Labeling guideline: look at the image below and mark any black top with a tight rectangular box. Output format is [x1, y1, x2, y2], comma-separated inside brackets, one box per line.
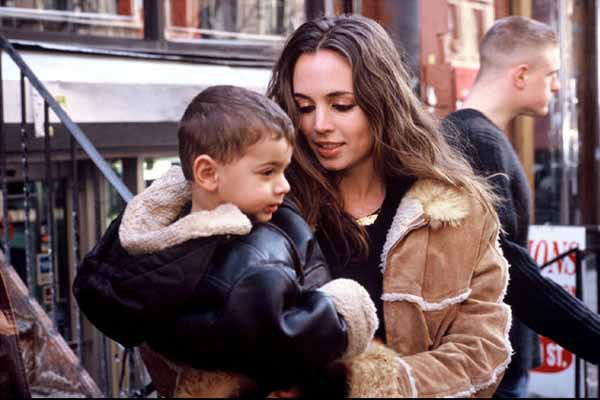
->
[444, 109, 600, 376]
[319, 176, 415, 341]
[445, 109, 531, 247]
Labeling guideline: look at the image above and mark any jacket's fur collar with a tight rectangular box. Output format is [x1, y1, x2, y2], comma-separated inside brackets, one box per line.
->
[379, 179, 470, 272]
[409, 179, 470, 229]
[119, 166, 252, 255]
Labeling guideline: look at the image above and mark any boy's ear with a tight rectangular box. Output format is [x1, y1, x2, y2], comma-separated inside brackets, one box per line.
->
[512, 64, 529, 90]
[192, 155, 219, 192]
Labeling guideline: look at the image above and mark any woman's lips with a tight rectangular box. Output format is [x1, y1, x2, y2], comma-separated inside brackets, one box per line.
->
[315, 142, 344, 158]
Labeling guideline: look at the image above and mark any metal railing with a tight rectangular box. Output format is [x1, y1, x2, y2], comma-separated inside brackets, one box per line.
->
[0, 33, 147, 398]
[538, 228, 600, 399]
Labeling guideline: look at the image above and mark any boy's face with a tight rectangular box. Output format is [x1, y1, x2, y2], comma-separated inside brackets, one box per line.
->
[216, 137, 292, 223]
[522, 46, 561, 116]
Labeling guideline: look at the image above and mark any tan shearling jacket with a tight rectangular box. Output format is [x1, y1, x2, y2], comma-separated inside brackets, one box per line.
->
[340, 179, 512, 398]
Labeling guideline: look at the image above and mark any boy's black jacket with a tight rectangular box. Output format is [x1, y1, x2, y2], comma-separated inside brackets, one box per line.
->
[72, 201, 348, 382]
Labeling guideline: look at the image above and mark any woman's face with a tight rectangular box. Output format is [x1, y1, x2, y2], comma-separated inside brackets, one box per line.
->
[292, 49, 374, 174]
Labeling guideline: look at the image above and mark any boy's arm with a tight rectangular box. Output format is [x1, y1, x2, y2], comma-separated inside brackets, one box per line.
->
[73, 211, 219, 348]
[148, 266, 377, 379]
[73, 212, 146, 347]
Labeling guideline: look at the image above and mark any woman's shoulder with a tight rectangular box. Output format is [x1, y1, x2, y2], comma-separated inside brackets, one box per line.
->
[384, 178, 499, 251]
[381, 179, 504, 303]
[404, 178, 497, 229]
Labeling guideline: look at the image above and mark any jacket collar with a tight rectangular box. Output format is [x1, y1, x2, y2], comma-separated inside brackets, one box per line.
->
[119, 166, 252, 255]
[379, 179, 471, 272]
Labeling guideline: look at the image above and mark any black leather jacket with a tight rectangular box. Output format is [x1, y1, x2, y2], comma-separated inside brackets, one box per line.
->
[73, 202, 348, 386]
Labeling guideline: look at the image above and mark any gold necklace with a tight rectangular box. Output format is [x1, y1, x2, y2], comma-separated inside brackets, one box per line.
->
[356, 207, 381, 226]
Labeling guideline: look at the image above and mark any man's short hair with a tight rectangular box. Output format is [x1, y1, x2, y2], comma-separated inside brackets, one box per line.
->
[479, 16, 558, 72]
[178, 85, 295, 180]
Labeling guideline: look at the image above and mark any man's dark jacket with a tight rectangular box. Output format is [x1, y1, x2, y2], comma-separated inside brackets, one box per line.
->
[444, 109, 600, 378]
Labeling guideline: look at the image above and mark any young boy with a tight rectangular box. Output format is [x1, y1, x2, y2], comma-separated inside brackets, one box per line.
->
[73, 85, 377, 397]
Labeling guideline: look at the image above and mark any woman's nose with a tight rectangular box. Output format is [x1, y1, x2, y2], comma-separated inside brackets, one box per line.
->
[314, 106, 333, 134]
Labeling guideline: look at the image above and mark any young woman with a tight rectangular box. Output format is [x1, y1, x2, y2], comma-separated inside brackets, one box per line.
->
[267, 15, 512, 397]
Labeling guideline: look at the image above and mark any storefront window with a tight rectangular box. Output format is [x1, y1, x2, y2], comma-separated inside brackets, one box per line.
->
[164, 0, 305, 43]
[0, 0, 144, 38]
[532, 0, 591, 225]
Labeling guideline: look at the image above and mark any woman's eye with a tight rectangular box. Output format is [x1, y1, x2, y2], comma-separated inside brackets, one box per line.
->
[297, 105, 315, 114]
[333, 104, 355, 112]
[261, 169, 274, 176]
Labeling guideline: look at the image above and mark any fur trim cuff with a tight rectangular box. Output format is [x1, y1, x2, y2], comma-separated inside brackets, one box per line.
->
[319, 279, 378, 359]
[120, 166, 252, 255]
[381, 289, 472, 311]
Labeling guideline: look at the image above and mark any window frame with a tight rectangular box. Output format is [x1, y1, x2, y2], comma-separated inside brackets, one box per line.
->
[0, 0, 330, 66]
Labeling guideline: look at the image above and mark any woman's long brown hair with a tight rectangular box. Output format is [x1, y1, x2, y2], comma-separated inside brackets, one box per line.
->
[267, 15, 498, 261]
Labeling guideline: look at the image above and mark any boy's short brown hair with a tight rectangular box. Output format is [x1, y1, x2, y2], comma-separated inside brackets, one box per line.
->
[479, 16, 558, 73]
[178, 85, 295, 180]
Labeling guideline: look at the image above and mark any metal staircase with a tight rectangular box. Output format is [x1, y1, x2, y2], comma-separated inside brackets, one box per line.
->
[0, 33, 149, 398]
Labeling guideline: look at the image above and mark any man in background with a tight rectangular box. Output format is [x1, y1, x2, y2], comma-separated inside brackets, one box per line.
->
[445, 15, 600, 398]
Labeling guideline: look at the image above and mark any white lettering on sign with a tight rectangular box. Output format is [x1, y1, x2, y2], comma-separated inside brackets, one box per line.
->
[528, 237, 580, 295]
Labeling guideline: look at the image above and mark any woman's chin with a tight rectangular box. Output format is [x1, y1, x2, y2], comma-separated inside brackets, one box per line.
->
[316, 158, 348, 172]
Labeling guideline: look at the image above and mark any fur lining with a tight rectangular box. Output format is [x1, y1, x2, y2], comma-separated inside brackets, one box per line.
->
[381, 289, 472, 311]
[396, 357, 418, 397]
[379, 179, 471, 273]
[319, 279, 378, 359]
[176, 368, 255, 398]
[343, 341, 406, 397]
[378, 197, 425, 273]
[409, 179, 470, 230]
[119, 166, 252, 255]
[494, 233, 511, 302]
[140, 344, 254, 398]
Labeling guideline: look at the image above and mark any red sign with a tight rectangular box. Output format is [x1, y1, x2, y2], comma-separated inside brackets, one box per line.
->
[528, 239, 579, 275]
[533, 336, 573, 373]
